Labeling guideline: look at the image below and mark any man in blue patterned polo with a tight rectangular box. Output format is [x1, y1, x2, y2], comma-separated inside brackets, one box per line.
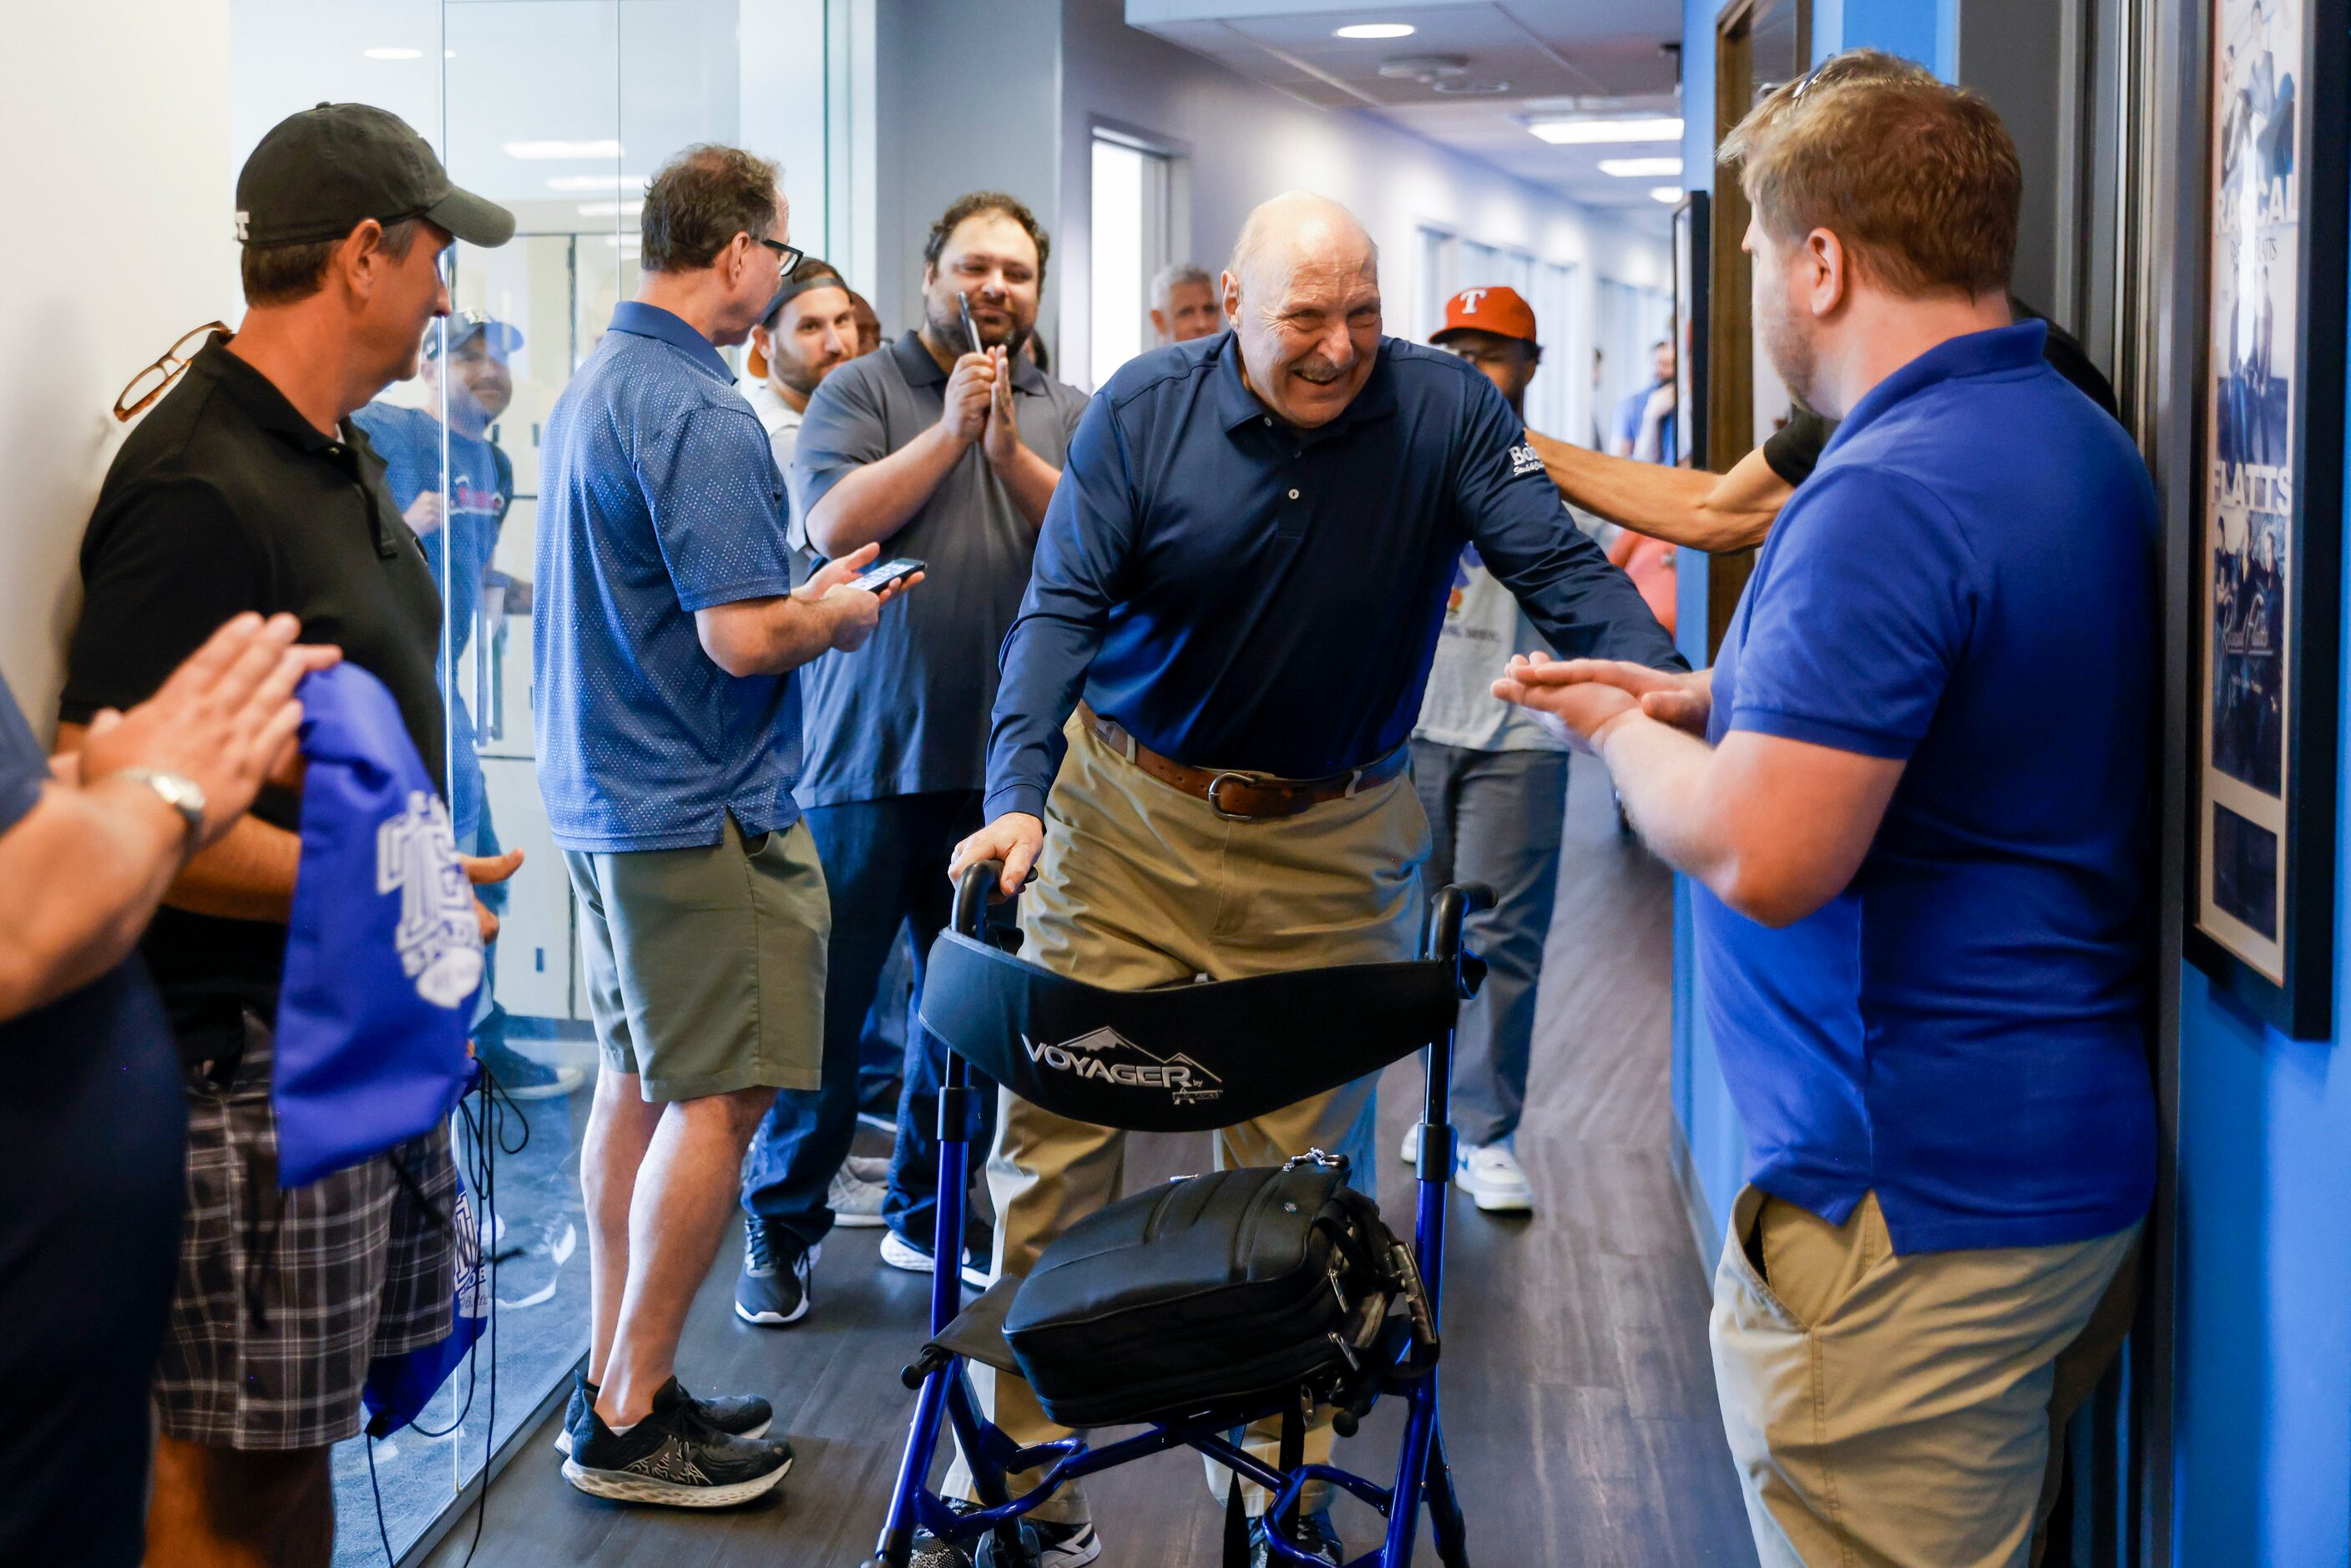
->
[533, 144, 916, 1507]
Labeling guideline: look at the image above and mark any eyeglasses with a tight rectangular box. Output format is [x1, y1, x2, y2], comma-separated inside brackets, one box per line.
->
[114, 322, 231, 422]
[754, 236, 807, 277]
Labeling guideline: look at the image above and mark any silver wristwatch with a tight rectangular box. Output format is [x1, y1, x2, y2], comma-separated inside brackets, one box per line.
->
[114, 767, 208, 842]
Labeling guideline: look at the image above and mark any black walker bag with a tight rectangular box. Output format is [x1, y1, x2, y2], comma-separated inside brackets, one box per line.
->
[1002, 1155, 1421, 1429]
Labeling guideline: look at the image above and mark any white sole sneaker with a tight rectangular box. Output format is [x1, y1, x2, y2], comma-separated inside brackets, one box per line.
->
[559, 1450, 792, 1508]
[1038, 1520, 1103, 1565]
[879, 1227, 991, 1290]
[828, 1167, 888, 1229]
[1454, 1145, 1535, 1213]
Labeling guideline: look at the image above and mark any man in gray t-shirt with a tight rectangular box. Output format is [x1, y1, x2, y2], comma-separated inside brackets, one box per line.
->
[733, 191, 1088, 1332]
[1410, 285, 1575, 1217]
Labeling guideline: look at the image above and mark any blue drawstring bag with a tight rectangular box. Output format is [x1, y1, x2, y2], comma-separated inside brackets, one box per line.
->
[362, 1161, 489, 1437]
[274, 664, 482, 1188]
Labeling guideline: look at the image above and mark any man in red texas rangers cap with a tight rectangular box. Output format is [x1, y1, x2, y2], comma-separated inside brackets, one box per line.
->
[1406, 285, 1570, 1216]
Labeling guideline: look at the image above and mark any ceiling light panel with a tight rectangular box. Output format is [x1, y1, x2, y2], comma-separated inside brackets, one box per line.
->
[1526, 116, 1684, 146]
[1335, 23, 1416, 39]
[1598, 156, 1684, 178]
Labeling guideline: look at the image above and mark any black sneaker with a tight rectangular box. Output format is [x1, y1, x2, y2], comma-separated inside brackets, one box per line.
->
[913, 1502, 1101, 1567]
[561, 1377, 793, 1507]
[552, 1369, 775, 1455]
[478, 1038, 586, 1100]
[1249, 1509, 1342, 1567]
[736, 1218, 818, 1326]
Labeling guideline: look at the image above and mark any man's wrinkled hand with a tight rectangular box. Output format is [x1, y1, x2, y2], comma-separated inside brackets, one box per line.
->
[949, 812, 1044, 902]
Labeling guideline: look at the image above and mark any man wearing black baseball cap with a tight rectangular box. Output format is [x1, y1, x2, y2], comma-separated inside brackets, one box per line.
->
[58, 103, 516, 1566]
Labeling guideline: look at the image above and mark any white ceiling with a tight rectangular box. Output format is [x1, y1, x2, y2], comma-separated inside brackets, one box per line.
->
[1125, 1, 1689, 219]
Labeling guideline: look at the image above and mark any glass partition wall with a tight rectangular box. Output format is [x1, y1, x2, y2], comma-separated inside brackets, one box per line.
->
[228, 5, 831, 1560]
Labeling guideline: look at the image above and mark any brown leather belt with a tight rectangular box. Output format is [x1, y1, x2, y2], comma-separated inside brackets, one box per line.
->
[1079, 705, 1410, 822]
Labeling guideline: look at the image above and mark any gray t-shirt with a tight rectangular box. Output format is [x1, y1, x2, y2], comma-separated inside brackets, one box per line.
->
[791, 331, 1090, 807]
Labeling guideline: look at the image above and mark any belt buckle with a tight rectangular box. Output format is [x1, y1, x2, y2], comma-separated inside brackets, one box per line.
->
[1206, 771, 1263, 822]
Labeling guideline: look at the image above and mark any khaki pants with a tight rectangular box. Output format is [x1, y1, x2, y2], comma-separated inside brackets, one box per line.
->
[1711, 1186, 2141, 1568]
[949, 716, 1429, 1525]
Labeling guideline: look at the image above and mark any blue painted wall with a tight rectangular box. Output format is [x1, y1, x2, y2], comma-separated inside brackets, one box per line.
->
[2168, 271, 2351, 1557]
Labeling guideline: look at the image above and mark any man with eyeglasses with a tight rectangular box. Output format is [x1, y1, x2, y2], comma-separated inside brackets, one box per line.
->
[356, 315, 580, 1104]
[58, 103, 518, 1567]
[534, 143, 917, 1507]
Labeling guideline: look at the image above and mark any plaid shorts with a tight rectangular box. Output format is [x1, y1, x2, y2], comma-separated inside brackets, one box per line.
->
[154, 1013, 457, 1450]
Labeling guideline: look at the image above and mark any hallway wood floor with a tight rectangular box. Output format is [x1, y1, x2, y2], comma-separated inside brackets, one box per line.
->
[426, 764, 1757, 1568]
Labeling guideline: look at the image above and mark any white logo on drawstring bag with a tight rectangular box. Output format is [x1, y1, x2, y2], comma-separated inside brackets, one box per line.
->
[377, 791, 484, 1008]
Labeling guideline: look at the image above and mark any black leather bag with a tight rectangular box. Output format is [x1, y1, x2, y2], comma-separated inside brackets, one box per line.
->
[1002, 1154, 1422, 1429]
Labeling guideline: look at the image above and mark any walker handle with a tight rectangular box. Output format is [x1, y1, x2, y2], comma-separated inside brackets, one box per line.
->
[955, 860, 1004, 942]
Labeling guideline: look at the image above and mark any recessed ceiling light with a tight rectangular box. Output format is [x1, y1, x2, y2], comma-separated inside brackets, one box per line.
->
[1526, 115, 1684, 145]
[548, 173, 644, 192]
[1599, 156, 1684, 178]
[576, 200, 645, 218]
[1651, 186, 1686, 204]
[363, 46, 423, 60]
[1334, 23, 1416, 40]
[508, 139, 625, 160]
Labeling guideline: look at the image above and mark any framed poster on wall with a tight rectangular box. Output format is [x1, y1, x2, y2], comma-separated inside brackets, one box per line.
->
[2187, 0, 2348, 1039]
[1672, 190, 1709, 474]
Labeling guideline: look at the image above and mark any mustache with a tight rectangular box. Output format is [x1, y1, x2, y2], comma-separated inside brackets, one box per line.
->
[1292, 354, 1349, 385]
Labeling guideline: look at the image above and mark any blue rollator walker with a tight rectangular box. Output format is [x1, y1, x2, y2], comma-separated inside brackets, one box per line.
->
[864, 862, 1493, 1568]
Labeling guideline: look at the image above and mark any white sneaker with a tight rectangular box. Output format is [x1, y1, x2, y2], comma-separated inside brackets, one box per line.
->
[845, 1153, 892, 1184]
[1398, 1123, 1423, 1165]
[1454, 1142, 1534, 1213]
[828, 1162, 887, 1228]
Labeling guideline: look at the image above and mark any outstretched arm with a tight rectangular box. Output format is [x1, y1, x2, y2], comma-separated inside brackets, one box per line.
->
[1527, 429, 1788, 554]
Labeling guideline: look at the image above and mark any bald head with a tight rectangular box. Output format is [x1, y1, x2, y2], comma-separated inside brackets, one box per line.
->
[1221, 192, 1383, 429]
[1227, 191, 1378, 297]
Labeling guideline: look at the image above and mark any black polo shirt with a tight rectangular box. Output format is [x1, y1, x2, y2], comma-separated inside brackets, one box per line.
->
[1762, 304, 2119, 486]
[63, 338, 444, 1062]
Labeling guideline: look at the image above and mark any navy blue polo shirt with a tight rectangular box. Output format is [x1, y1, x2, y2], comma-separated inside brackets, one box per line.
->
[987, 332, 1679, 820]
[533, 302, 802, 852]
[1701, 321, 2158, 1254]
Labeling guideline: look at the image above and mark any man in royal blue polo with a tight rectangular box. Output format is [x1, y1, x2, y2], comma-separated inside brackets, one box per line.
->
[950, 190, 1677, 1567]
[1499, 65, 2156, 1566]
[534, 144, 913, 1508]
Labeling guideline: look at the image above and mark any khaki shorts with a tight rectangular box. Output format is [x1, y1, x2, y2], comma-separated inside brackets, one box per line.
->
[1711, 1186, 2141, 1568]
[564, 812, 828, 1102]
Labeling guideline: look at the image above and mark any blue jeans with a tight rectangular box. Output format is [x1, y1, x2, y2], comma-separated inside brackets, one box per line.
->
[739, 792, 997, 1252]
[1410, 740, 1568, 1147]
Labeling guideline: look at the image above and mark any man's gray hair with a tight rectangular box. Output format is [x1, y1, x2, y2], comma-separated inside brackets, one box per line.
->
[1226, 191, 1378, 296]
[1151, 261, 1213, 308]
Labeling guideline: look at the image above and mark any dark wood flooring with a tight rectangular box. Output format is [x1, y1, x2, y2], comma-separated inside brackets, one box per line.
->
[425, 764, 1756, 1567]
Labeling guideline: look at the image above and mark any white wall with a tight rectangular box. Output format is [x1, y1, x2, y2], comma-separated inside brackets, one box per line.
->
[1054, 0, 1671, 417]
[0, 2, 240, 736]
[868, 0, 1064, 342]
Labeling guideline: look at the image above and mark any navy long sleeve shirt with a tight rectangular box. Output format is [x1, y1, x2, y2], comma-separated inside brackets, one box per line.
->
[984, 332, 1684, 822]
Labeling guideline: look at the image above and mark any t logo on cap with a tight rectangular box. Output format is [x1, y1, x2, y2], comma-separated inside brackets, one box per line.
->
[1458, 288, 1489, 312]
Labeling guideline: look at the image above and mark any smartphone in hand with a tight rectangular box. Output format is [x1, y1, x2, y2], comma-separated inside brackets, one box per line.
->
[852, 557, 926, 594]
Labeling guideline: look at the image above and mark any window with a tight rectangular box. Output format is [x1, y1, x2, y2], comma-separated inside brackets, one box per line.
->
[228, 3, 833, 1557]
[1595, 276, 1676, 454]
[1525, 260, 1580, 442]
[1416, 224, 1455, 340]
[1089, 134, 1172, 389]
